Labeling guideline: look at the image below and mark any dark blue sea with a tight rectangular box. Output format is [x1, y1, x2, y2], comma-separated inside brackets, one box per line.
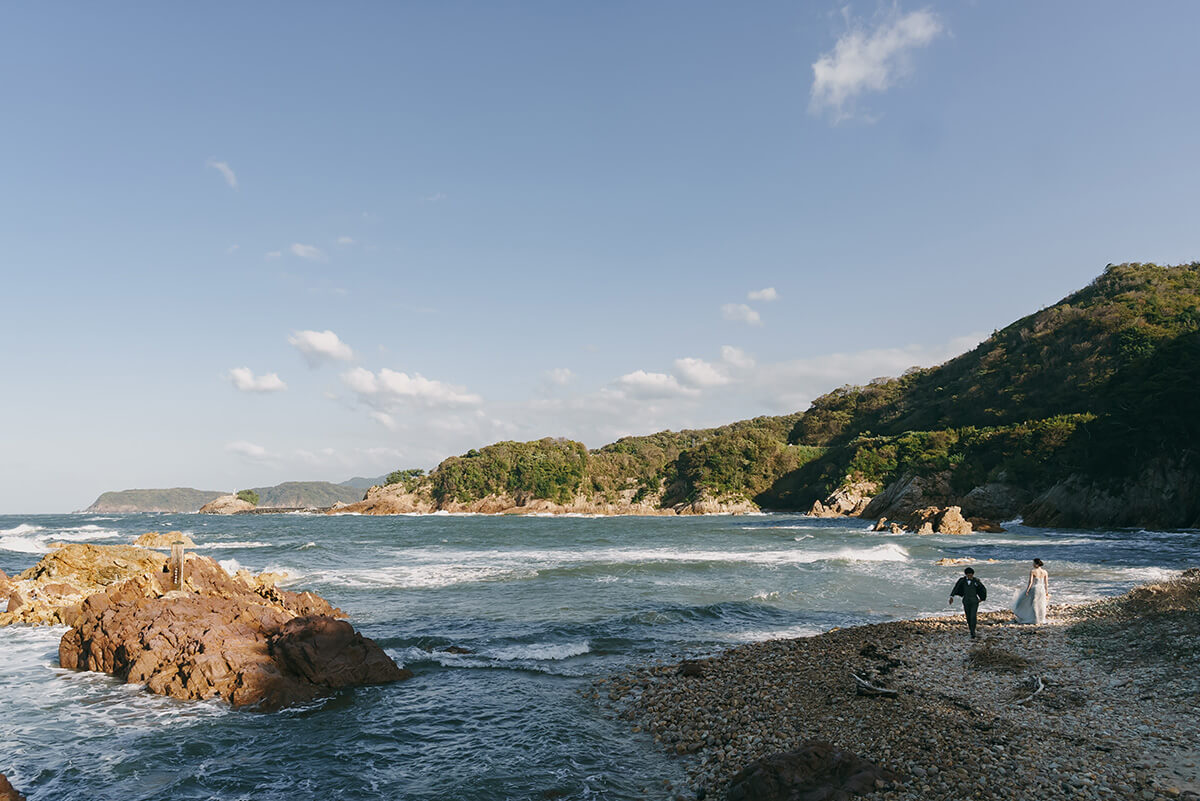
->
[1, 513, 1194, 800]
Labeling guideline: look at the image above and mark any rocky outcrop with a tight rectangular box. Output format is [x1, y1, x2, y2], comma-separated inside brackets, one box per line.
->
[727, 741, 898, 801]
[808, 482, 878, 518]
[861, 471, 953, 522]
[56, 551, 409, 710]
[331, 484, 437, 515]
[871, 506, 972, 534]
[133, 530, 197, 548]
[1023, 460, 1200, 529]
[0, 774, 26, 801]
[199, 494, 257, 514]
[0, 544, 166, 626]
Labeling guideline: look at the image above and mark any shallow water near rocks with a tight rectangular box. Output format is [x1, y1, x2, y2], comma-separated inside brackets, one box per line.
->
[1, 513, 1195, 800]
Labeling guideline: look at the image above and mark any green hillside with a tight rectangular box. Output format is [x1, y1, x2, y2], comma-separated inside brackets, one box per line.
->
[249, 481, 365, 508]
[381, 263, 1200, 527]
[85, 488, 225, 513]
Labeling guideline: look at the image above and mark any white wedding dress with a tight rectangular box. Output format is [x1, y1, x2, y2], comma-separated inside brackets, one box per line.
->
[1011, 571, 1048, 624]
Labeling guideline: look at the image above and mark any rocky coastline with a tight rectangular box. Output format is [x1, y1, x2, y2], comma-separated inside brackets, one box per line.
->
[597, 570, 1200, 801]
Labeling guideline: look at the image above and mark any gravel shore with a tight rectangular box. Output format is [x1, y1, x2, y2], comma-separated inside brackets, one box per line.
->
[595, 569, 1200, 801]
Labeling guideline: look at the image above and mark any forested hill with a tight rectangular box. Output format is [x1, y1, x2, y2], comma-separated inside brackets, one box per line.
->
[376, 263, 1200, 527]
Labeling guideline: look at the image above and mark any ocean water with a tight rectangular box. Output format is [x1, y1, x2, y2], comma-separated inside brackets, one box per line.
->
[1, 513, 1195, 800]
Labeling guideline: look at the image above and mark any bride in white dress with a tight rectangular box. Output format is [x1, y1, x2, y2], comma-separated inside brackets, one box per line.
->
[1012, 559, 1050, 624]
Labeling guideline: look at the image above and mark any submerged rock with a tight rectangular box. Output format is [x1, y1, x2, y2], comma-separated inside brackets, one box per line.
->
[726, 741, 898, 801]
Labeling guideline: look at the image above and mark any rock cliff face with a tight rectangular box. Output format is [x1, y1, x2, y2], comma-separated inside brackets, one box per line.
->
[0, 774, 25, 801]
[1023, 459, 1200, 529]
[330, 484, 758, 516]
[199, 494, 257, 514]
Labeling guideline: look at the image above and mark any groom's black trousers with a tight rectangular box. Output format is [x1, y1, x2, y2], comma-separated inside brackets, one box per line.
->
[963, 601, 979, 636]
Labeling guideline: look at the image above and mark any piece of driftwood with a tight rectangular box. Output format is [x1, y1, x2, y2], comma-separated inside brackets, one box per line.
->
[852, 672, 898, 698]
[1013, 675, 1045, 706]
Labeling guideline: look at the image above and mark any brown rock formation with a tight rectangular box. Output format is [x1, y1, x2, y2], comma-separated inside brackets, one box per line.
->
[808, 482, 878, 518]
[861, 471, 954, 522]
[58, 556, 408, 710]
[199, 493, 257, 514]
[133, 530, 197, 548]
[727, 740, 898, 801]
[0, 774, 26, 801]
[0, 544, 166, 626]
[910, 505, 973, 535]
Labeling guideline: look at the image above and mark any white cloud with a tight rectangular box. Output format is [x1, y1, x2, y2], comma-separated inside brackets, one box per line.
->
[337, 236, 355, 245]
[265, 250, 282, 261]
[722, 303, 763, 326]
[810, 8, 944, 121]
[545, 367, 575, 386]
[206, 159, 238, 190]
[422, 192, 447, 203]
[748, 287, 778, 302]
[343, 367, 483, 408]
[290, 243, 326, 261]
[225, 244, 240, 255]
[615, 370, 699, 399]
[369, 411, 398, 431]
[721, 345, 756, 369]
[228, 367, 287, 393]
[226, 440, 269, 460]
[673, 357, 731, 388]
[289, 329, 355, 366]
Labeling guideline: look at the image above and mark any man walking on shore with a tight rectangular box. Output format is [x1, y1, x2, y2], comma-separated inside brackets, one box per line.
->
[949, 567, 987, 638]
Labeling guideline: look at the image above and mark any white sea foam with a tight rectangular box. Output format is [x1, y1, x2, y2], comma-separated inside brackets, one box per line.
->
[0, 535, 49, 554]
[192, 541, 270, 550]
[717, 624, 822, 642]
[305, 563, 534, 590]
[217, 558, 244, 575]
[1, 523, 43, 536]
[0, 523, 119, 553]
[298, 541, 318, 550]
[488, 641, 591, 661]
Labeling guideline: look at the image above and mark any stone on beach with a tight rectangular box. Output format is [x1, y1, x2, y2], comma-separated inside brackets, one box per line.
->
[727, 741, 897, 801]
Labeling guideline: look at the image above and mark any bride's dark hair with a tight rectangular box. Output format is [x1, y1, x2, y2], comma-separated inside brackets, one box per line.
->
[1033, 558, 1044, 567]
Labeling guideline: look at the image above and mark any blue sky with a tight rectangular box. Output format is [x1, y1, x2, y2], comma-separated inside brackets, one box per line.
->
[2, 2, 1198, 512]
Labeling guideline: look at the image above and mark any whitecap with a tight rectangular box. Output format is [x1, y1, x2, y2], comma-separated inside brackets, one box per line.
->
[192, 541, 270, 550]
[0, 535, 48, 554]
[487, 641, 590, 661]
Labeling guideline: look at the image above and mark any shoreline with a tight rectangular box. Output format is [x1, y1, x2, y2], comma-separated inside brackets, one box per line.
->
[597, 571, 1200, 801]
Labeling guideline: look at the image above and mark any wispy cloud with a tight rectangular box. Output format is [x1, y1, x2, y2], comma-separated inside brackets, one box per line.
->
[226, 440, 269, 460]
[722, 303, 763, 326]
[748, 287, 778, 302]
[369, 411, 398, 431]
[545, 367, 575, 386]
[810, 8, 944, 122]
[336, 236, 355, 245]
[265, 250, 282, 261]
[288, 329, 355, 366]
[421, 192, 447, 203]
[206, 159, 238, 190]
[228, 367, 287, 393]
[343, 367, 483, 408]
[290, 243, 326, 261]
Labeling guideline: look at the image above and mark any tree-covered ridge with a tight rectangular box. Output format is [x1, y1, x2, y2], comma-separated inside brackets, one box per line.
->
[381, 263, 1199, 518]
[790, 262, 1200, 447]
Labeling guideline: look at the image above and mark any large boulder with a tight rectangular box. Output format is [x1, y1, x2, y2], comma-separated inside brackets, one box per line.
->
[0, 544, 166, 626]
[58, 562, 407, 710]
[133, 530, 197, 548]
[199, 494, 256, 514]
[727, 740, 898, 801]
[808, 482, 878, 518]
[0, 774, 26, 801]
[958, 482, 1029, 521]
[910, 505, 973, 535]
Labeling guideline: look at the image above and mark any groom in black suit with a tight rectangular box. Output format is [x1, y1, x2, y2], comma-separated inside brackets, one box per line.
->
[949, 567, 987, 638]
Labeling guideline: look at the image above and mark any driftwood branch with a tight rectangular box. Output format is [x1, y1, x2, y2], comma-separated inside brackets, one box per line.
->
[1013, 675, 1045, 706]
[852, 673, 898, 698]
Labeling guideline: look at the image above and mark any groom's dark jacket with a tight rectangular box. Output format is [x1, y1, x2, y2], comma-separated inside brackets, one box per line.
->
[951, 576, 987, 604]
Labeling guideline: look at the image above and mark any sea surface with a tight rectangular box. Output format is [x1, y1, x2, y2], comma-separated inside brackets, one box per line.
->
[1, 513, 1195, 800]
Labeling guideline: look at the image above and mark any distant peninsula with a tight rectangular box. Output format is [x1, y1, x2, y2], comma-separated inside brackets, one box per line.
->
[85, 479, 378, 514]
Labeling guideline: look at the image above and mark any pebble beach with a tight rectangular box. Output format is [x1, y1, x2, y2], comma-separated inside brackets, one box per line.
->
[599, 570, 1200, 801]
